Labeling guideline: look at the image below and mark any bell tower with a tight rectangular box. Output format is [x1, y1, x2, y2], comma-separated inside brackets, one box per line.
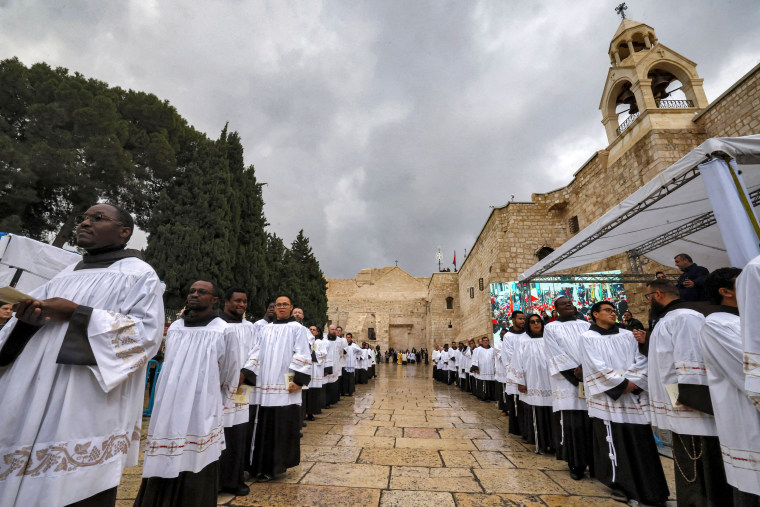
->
[599, 15, 709, 158]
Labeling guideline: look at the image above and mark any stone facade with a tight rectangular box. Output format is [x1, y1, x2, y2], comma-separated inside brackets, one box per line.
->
[327, 20, 760, 348]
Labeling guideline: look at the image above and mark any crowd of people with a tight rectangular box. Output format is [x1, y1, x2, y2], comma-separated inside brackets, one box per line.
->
[430, 253, 760, 506]
[0, 203, 380, 506]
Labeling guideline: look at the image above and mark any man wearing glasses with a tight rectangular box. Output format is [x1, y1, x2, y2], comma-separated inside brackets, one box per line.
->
[0, 203, 165, 507]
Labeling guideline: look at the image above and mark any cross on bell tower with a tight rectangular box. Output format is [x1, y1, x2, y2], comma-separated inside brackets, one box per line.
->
[615, 3, 628, 19]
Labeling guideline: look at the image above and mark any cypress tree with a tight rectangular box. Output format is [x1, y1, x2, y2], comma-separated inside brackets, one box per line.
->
[284, 230, 328, 327]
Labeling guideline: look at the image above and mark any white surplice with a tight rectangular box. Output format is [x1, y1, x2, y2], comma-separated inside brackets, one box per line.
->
[737, 254, 760, 409]
[447, 348, 460, 372]
[492, 333, 507, 383]
[581, 327, 649, 424]
[648, 307, 717, 436]
[222, 319, 256, 427]
[508, 334, 553, 406]
[699, 310, 760, 495]
[459, 348, 471, 379]
[502, 330, 522, 395]
[543, 319, 590, 412]
[471, 346, 495, 381]
[0, 257, 164, 506]
[344, 342, 362, 371]
[308, 337, 327, 389]
[243, 321, 312, 407]
[142, 317, 241, 479]
[323, 337, 338, 384]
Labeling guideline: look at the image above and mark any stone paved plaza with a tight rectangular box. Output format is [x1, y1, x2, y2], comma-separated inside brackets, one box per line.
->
[117, 363, 677, 506]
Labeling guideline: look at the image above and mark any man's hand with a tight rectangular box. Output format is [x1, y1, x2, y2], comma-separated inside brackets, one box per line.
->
[14, 299, 47, 326]
[632, 329, 646, 344]
[518, 384, 527, 394]
[239, 373, 246, 387]
[288, 382, 302, 393]
[573, 366, 583, 380]
[623, 381, 639, 394]
[39, 298, 78, 322]
[683, 278, 695, 288]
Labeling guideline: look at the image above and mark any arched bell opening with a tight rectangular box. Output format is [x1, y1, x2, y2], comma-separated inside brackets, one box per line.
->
[630, 32, 648, 53]
[648, 66, 692, 107]
[614, 81, 639, 134]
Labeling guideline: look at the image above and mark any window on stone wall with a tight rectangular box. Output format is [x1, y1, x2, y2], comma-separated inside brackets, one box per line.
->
[446, 297, 454, 309]
[569, 215, 580, 234]
[469, 287, 474, 298]
[536, 246, 554, 260]
[478, 278, 484, 291]
[368, 328, 376, 340]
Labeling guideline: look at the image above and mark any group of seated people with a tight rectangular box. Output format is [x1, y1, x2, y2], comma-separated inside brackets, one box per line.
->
[431, 264, 760, 507]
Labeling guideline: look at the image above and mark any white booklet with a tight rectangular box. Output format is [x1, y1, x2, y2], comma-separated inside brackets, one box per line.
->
[665, 384, 681, 406]
[0, 286, 38, 305]
[233, 385, 251, 404]
[285, 372, 295, 386]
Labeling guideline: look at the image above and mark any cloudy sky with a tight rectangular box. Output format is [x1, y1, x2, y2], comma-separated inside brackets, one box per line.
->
[2, 1, 759, 278]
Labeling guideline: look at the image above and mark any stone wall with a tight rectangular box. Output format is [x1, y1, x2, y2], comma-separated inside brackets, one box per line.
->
[695, 63, 760, 138]
[426, 272, 459, 348]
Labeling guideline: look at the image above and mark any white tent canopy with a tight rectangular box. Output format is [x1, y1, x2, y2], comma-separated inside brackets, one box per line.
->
[519, 135, 760, 280]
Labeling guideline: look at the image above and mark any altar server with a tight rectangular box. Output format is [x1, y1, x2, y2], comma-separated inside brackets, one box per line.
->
[646, 279, 731, 506]
[306, 325, 327, 420]
[493, 328, 509, 413]
[0, 203, 163, 507]
[241, 295, 312, 480]
[544, 296, 593, 480]
[323, 325, 341, 406]
[701, 268, 760, 503]
[470, 336, 496, 401]
[343, 333, 362, 392]
[503, 311, 526, 435]
[582, 301, 668, 505]
[447, 342, 460, 385]
[136, 281, 241, 506]
[737, 255, 760, 410]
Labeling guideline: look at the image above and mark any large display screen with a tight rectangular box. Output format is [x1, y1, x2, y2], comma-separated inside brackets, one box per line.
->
[489, 271, 628, 330]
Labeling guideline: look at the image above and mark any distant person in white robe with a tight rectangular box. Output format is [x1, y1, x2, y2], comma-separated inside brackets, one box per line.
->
[470, 336, 496, 401]
[432, 345, 441, 379]
[458, 342, 471, 391]
[700, 267, 760, 503]
[216, 287, 257, 497]
[581, 301, 668, 505]
[245, 301, 273, 470]
[135, 280, 241, 506]
[306, 325, 327, 420]
[336, 326, 348, 398]
[0, 203, 164, 507]
[543, 296, 593, 481]
[241, 295, 312, 480]
[503, 311, 526, 436]
[342, 333, 362, 391]
[645, 278, 732, 506]
[736, 255, 760, 410]
[291, 308, 309, 432]
[493, 328, 509, 413]
[323, 325, 341, 407]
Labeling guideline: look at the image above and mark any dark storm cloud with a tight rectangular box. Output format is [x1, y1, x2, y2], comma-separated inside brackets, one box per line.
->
[2, 0, 759, 277]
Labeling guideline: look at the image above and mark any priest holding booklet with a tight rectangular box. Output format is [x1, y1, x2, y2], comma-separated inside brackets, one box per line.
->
[0, 203, 165, 507]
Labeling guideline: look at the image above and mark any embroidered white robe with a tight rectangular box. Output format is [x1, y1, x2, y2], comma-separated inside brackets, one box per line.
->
[737, 255, 760, 409]
[471, 346, 495, 381]
[543, 320, 590, 412]
[508, 334, 553, 406]
[222, 319, 256, 427]
[502, 330, 522, 395]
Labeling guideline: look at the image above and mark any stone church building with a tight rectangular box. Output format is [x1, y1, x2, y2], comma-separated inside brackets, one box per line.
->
[327, 18, 760, 352]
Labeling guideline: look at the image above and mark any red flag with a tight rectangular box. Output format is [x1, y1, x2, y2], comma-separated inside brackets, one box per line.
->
[453, 251, 456, 268]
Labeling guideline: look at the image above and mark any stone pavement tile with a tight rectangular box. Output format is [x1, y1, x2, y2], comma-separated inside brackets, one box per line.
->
[358, 448, 442, 467]
[357, 419, 395, 427]
[300, 445, 361, 463]
[438, 428, 489, 439]
[506, 452, 569, 470]
[452, 493, 547, 507]
[460, 412, 492, 424]
[544, 471, 613, 496]
[122, 464, 142, 475]
[365, 409, 394, 415]
[372, 413, 392, 421]
[230, 483, 381, 507]
[472, 439, 533, 452]
[116, 473, 142, 499]
[484, 427, 508, 439]
[388, 466, 482, 492]
[395, 437, 475, 451]
[116, 501, 134, 507]
[440, 450, 478, 467]
[375, 426, 404, 437]
[271, 461, 315, 484]
[300, 433, 342, 446]
[302, 423, 335, 434]
[403, 427, 439, 438]
[540, 495, 621, 506]
[392, 409, 428, 417]
[662, 455, 677, 495]
[380, 490, 455, 507]
[425, 417, 459, 427]
[391, 416, 429, 425]
[454, 423, 502, 432]
[473, 469, 567, 495]
[338, 435, 396, 448]
[301, 462, 389, 489]
[472, 451, 516, 469]
[217, 492, 235, 504]
[327, 424, 378, 436]
[320, 417, 359, 425]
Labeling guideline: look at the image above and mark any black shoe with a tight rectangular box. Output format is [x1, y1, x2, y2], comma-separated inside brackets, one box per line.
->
[306, 414, 316, 421]
[256, 473, 272, 482]
[222, 483, 250, 496]
[302, 422, 307, 427]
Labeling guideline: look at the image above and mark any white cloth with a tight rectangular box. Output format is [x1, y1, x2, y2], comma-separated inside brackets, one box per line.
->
[493, 333, 507, 383]
[309, 337, 327, 388]
[0, 257, 164, 506]
[543, 319, 590, 412]
[648, 307, 717, 436]
[447, 348, 460, 372]
[323, 338, 338, 383]
[343, 342, 362, 370]
[222, 319, 256, 426]
[471, 346, 495, 381]
[699, 311, 760, 495]
[459, 348, 471, 378]
[502, 330, 522, 395]
[737, 255, 760, 408]
[436, 350, 447, 369]
[508, 334, 553, 406]
[432, 349, 440, 364]
[143, 317, 241, 478]
[337, 336, 348, 370]
[243, 321, 312, 407]
[581, 327, 650, 425]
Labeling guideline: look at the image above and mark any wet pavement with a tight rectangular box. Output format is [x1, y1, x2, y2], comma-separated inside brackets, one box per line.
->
[117, 363, 676, 506]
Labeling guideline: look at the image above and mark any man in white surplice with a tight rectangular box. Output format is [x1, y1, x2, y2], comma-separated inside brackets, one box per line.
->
[241, 295, 312, 480]
[136, 281, 241, 506]
[701, 267, 760, 501]
[737, 254, 760, 410]
[0, 203, 164, 507]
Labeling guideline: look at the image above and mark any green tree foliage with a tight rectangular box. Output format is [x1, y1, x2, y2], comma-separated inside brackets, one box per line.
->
[0, 57, 192, 245]
[284, 230, 328, 327]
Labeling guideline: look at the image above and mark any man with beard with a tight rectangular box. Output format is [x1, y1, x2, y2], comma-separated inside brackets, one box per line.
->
[581, 301, 668, 505]
[470, 336, 496, 401]
[544, 296, 593, 481]
[217, 288, 256, 497]
[342, 333, 362, 392]
[646, 279, 731, 506]
[241, 295, 311, 481]
[0, 203, 164, 507]
[323, 325, 341, 406]
[700, 268, 760, 503]
[503, 311, 526, 435]
[137, 281, 241, 506]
